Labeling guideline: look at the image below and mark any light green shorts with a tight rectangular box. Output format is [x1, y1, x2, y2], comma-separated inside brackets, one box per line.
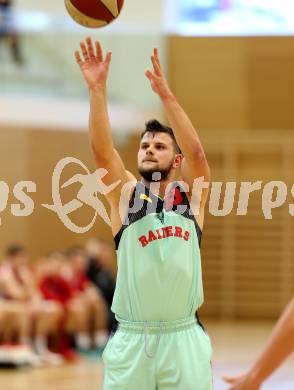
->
[102, 316, 213, 390]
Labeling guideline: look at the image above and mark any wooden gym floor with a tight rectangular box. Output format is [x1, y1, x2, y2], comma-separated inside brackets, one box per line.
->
[0, 320, 293, 390]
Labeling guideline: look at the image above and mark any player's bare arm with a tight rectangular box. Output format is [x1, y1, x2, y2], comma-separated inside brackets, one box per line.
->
[145, 48, 210, 228]
[223, 296, 294, 390]
[75, 37, 136, 234]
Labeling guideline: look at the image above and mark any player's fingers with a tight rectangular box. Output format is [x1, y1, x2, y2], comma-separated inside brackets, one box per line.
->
[95, 41, 103, 62]
[154, 48, 160, 61]
[154, 48, 161, 67]
[74, 51, 83, 66]
[145, 69, 159, 82]
[86, 36, 95, 60]
[145, 69, 153, 81]
[222, 375, 235, 384]
[105, 51, 112, 66]
[80, 42, 89, 62]
[151, 55, 161, 75]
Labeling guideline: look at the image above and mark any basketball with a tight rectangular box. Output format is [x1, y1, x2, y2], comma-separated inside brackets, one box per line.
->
[64, 0, 124, 28]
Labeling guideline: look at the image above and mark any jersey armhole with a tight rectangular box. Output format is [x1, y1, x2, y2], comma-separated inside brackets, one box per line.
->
[114, 185, 137, 250]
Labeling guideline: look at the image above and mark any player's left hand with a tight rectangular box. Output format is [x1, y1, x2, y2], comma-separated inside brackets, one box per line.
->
[223, 373, 261, 390]
[145, 48, 173, 101]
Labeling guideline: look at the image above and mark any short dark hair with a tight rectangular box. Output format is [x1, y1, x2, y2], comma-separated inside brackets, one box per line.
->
[6, 244, 26, 258]
[140, 119, 181, 153]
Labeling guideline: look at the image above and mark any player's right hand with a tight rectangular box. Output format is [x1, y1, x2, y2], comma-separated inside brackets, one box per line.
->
[75, 37, 112, 91]
[223, 373, 261, 390]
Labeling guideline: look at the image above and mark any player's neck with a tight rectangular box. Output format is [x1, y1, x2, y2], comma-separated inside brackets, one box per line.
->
[141, 177, 174, 199]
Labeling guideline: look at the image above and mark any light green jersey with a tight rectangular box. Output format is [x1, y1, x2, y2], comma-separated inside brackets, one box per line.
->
[112, 182, 204, 321]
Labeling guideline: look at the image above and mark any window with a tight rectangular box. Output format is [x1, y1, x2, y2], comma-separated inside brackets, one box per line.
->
[177, 0, 294, 35]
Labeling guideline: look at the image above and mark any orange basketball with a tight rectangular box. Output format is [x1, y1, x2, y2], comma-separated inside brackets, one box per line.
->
[64, 0, 125, 28]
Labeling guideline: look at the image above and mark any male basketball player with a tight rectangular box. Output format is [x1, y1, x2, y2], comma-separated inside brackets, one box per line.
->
[75, 37, 212, 390]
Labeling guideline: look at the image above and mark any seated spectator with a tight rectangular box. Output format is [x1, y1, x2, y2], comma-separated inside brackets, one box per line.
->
[39, 251, 91, 359]
[66, 246, 109, 351]
[85, 238, 117, 333]
[0, 245, 63, 365]
[0, 296, 29, 347]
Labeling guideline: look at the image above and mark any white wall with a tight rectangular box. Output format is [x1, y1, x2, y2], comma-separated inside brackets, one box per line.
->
[8, 1, 167, 109]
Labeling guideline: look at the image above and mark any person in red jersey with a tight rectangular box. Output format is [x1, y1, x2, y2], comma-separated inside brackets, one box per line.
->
[39, 251, 90, 360]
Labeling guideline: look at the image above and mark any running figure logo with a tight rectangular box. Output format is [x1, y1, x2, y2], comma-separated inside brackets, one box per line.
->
[42, 157, 120, 233]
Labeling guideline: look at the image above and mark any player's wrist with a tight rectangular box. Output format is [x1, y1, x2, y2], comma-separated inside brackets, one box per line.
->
[160, 91, 176, 103]
[88, 83, 106, 95]
[247, 369, 264, 388]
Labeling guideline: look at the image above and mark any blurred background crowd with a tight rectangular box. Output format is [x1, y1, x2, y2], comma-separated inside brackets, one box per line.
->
[0, 238, 116, 367]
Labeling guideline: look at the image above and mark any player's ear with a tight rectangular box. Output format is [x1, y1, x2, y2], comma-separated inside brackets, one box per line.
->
[173, 154, 183, 168]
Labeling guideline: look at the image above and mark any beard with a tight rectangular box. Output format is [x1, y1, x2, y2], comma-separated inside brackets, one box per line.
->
[138, 161, 174, 182]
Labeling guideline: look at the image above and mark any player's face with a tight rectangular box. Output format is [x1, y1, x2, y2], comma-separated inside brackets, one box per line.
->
[137, 132, 179, 181]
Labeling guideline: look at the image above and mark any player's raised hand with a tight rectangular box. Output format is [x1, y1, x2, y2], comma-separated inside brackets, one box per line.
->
[223, 373, 261, 390]
[75, 37, 112, 90]
[145, 48, 173, 101]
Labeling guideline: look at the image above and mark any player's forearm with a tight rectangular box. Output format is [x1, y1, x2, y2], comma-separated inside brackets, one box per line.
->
[248, 297, 294, 385]
[89, 86, 115, 161]
[161, 94, 207, 162]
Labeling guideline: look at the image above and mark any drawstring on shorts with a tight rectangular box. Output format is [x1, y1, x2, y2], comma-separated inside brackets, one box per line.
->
[144, 321, 163, 358]
[117, 316, 196, 359]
